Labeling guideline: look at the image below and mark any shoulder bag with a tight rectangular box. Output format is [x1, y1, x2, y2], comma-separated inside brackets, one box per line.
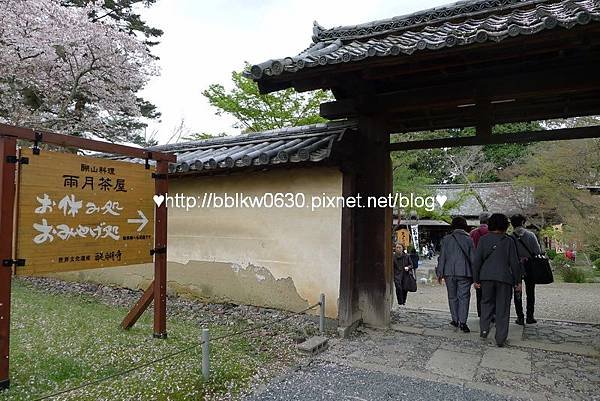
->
[514, 234, 553, 285]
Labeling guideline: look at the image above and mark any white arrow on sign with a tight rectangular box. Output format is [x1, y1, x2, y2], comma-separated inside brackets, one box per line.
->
[127, 210, 149, 232]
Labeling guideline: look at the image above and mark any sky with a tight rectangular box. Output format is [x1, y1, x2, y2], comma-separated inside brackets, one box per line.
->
[141, 0, 453, 145]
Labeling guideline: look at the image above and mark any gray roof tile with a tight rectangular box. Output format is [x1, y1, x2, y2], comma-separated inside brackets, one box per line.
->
[145, 121, 355, 174]
[249, 0, 600, 80]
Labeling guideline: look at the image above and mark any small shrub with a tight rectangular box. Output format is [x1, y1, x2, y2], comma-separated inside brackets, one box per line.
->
[559, 266, 587, 283]
[552, 254, 570, 269]
[588, 247, 600, 262]
[546, 249, 557, 260]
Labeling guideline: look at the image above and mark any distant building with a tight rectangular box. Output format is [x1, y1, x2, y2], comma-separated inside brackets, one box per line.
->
[395, 182, 535, 249]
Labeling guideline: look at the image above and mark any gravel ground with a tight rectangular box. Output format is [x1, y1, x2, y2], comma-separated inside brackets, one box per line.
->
[245, 361, 519, 401]
[408, 260, 600, 323]
[18, 276, 322, 338]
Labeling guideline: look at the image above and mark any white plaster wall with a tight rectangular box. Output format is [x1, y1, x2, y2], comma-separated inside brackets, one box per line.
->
[47, 166, 343, 318]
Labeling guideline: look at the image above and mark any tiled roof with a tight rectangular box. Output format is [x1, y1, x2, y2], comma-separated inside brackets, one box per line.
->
[429, 182, 535, 216]
[146, 121, 355, 174]
[248, 0, 600, 80]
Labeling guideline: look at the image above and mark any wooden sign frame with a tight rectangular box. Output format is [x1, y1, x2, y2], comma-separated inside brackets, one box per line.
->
[0, 123, 176, 390]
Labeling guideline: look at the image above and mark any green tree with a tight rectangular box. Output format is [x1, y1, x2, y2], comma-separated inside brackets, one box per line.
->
[203, 68, 332, 132]
[63, 0, 163, 47]
[391, 122, 541, 215]
[506, 138, 600, 256]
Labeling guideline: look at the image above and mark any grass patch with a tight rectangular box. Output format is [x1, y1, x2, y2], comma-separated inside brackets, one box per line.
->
[0, 279, 299, 401]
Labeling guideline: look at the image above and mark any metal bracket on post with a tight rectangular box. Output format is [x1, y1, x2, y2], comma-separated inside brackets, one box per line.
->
[5, 156, 28, 165]
[150, 247, 166, 256]
[2, 259, 25, 267]
[152, 173, 167, 180]
[32, 132, 42, 155]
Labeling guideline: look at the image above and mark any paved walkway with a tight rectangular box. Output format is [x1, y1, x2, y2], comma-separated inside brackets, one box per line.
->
[245, 310, 600, 401]
[410, 259, 600, 323]
[394, 309, 600, 355]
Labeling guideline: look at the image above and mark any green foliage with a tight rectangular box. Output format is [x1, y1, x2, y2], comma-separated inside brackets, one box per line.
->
[552, 254, 571, 269]
[593, 258, 600, 270]
[63, 0, 163, 45]
[203, 68, 332, 132]
[588, 245, 600, 263]
[546, 249, 558, 260]
[509, 138, 600, 255]
[558, 266, 587, 283]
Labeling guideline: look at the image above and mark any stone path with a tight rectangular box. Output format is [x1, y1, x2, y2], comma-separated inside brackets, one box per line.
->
[394, 309, 600, 355]
[245, 310, 600, 401]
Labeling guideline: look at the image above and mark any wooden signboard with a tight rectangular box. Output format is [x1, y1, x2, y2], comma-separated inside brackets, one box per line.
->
[396, 228, 410, 248]
[15, 148, 155, 275]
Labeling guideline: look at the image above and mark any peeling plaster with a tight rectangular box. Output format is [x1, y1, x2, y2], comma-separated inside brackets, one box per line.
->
[43, 167, 343, 319]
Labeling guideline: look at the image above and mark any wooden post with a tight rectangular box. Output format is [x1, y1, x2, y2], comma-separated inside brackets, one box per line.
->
[121, 281, 154, 330]
[0, 136, 17, 390]
[153, 161, 168, 338]
[338, 171, 357, 328]
[353, 117, 393, 328]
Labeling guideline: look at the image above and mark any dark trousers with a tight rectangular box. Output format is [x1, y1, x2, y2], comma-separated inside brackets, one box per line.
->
[395, 283, 408, 305]
[444, 276, 472, 324]
[480, 280, 513, 345]
[514, 279, 535, 319]
[475, 287, 482, 317]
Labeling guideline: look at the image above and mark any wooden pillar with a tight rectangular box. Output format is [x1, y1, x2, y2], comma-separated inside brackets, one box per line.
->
[353, 117, 393, 327]
[338, 171, 357, 328]
[153, 161, 168, 338]
[0, 136, 17, 390]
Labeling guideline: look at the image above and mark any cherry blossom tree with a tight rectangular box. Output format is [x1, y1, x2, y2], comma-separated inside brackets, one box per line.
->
[0, 0, 159, 145]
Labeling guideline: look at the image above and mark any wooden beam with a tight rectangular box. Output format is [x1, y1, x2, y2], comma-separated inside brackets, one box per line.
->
[320, 63, 600, 120]
[0, 137, 17, 390]
[153, 160, 169, 339]
[121, 281, 155, 330]
[388, 126, 600, 151]
[0, 123, 176, 162]
[382, 94, 600, 133]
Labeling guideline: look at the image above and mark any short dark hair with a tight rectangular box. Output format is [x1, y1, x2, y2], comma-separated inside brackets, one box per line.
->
[451, 216, 469, 231]
[510, 214, 526, 228]
[479, 212, 491, 224]
[488, 213, 510, 232]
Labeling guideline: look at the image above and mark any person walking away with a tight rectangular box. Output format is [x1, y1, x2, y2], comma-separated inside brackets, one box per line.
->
[409, 246, 420, 271]
[511, 214, 542, 325]
[393, 243, 415, 306]
[436, 216, 475, 333]
[470, 212, 490, 317]
[473, 214, 523, 347]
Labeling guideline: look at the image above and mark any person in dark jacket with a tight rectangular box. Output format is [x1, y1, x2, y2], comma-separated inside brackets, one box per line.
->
[470, 212, 490, 317]
[473, 213, 523, 347]
[436, 216, 474, 333]
[511, 214, 542, 325]
[393, 243, 414, 306]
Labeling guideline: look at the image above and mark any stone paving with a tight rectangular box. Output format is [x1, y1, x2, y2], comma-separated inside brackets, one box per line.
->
[394, 309, 600, 354]
[247, 310, 600, 401]
[323, 321, 599, 401]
